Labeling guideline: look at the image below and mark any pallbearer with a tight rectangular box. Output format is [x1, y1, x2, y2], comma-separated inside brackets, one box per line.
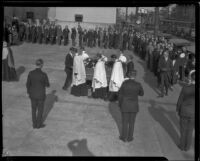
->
[92, 53, 108, 100]
[109, 54, 124, 101]
[71, 48, 88, 96]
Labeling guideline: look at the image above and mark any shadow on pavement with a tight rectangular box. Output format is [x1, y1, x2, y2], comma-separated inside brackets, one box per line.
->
[67, 138, 95, 156]
[16, 66, 25, 81]
[108, 102, 122, 136]
[148, 99, 179, 146]
[42, 90, 58, 123]
[137, 60, 161, 96]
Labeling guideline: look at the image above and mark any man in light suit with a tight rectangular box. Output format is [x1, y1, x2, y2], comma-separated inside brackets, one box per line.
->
[118, 70, 144, 142]
[26, 59, 50, 129]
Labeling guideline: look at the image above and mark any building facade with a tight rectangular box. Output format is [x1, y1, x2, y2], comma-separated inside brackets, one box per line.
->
[49, 7, 117, 29]
[4, 7, 48, 23]
[4, 7, 117, 29]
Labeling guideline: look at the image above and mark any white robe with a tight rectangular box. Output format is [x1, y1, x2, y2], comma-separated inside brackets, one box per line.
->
[109, 60, 124, 92]
[119, 54, 127, 63]
[2, 47, 9, 60]
[72, 54, 86, 86]
[92, 60, 107, 92]
[82, 51, 89, 60]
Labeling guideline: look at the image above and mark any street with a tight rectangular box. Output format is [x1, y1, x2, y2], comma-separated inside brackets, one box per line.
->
[2, 42, 194, 159]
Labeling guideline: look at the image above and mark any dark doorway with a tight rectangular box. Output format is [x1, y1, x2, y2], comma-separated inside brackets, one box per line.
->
[75, 14, 83, 22]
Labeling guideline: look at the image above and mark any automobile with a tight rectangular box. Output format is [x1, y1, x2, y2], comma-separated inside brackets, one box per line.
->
[169, 38, 191, 48]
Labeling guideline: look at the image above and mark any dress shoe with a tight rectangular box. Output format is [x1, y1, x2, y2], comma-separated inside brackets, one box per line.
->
[38, 124, 46, 129]
[127, 138, 134, 142]
[62, 87, 67, 91]
[158, 94, 164, 97]
[169, 86, 173, 91]
[119, 136, 126, 142]
[178, 144, 185, 151]
[33, 125, 37, 129]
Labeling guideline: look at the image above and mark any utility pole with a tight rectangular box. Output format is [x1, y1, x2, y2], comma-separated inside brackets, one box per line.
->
[136, 7, 139, 17]
[154, 7, 159, 37]
[126, 7, 128, 22]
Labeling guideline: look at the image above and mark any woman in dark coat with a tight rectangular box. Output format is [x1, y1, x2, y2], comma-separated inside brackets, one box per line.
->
[176, 70, 195, 151]
[2, 41, 17, 81]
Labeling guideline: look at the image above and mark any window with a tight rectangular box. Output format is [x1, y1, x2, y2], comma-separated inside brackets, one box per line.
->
[75, 14, 83, 22]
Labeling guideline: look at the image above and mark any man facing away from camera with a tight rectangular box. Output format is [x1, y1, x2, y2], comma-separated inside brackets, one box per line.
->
[118, 70, 144, 142]
[26, 59, 50, 129]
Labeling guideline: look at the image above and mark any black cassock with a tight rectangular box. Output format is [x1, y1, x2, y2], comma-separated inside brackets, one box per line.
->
[2, 47, 17, 81]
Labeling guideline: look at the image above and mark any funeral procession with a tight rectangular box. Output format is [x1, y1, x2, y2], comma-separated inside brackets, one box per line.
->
[2, 5, 196, 160]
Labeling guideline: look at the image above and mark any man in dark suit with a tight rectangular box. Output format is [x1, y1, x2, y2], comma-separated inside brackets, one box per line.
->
[126, 55, 134, 77]
[118, 70, 144, 142]
[176, 70, 195, 151]
[158, 50, 173, 97]
[71, 27, 77, 46]
[63, 47, 74, 90]
[26, 59, 50, 129]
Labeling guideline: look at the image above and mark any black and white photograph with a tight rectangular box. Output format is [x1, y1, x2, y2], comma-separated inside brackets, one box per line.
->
[2, 4, 197, 160]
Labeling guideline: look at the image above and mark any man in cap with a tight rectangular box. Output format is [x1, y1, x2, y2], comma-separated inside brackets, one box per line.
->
[26, 59, 50, 129]
[118, 70, 144, 142]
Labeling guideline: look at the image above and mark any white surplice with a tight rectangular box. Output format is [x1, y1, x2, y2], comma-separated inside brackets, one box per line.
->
[109, 60, 124, 92]
[72, 53, 86, 86]
[92, 60, 107, 92]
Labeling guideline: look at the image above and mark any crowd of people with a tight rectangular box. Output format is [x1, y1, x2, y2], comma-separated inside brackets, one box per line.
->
[132, 31, 195, 97]
[3, 17, 139, 52]
[2, 17, 195, 152]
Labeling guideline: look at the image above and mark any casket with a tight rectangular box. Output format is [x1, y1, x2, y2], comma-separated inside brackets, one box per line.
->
[86, 67, 112, 81]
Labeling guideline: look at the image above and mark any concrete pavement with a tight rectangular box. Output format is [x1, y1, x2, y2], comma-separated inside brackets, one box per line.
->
[2, 43, 194, 159]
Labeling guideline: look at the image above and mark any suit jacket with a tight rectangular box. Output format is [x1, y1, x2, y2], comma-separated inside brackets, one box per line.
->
[118, 79, 144, 113]
[26, 68, 50, 100]
[176, 84, 195, 118]
[65, 53, 73, 71]
[158, 56, 173, 76]
[126, 61, 134, 75]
